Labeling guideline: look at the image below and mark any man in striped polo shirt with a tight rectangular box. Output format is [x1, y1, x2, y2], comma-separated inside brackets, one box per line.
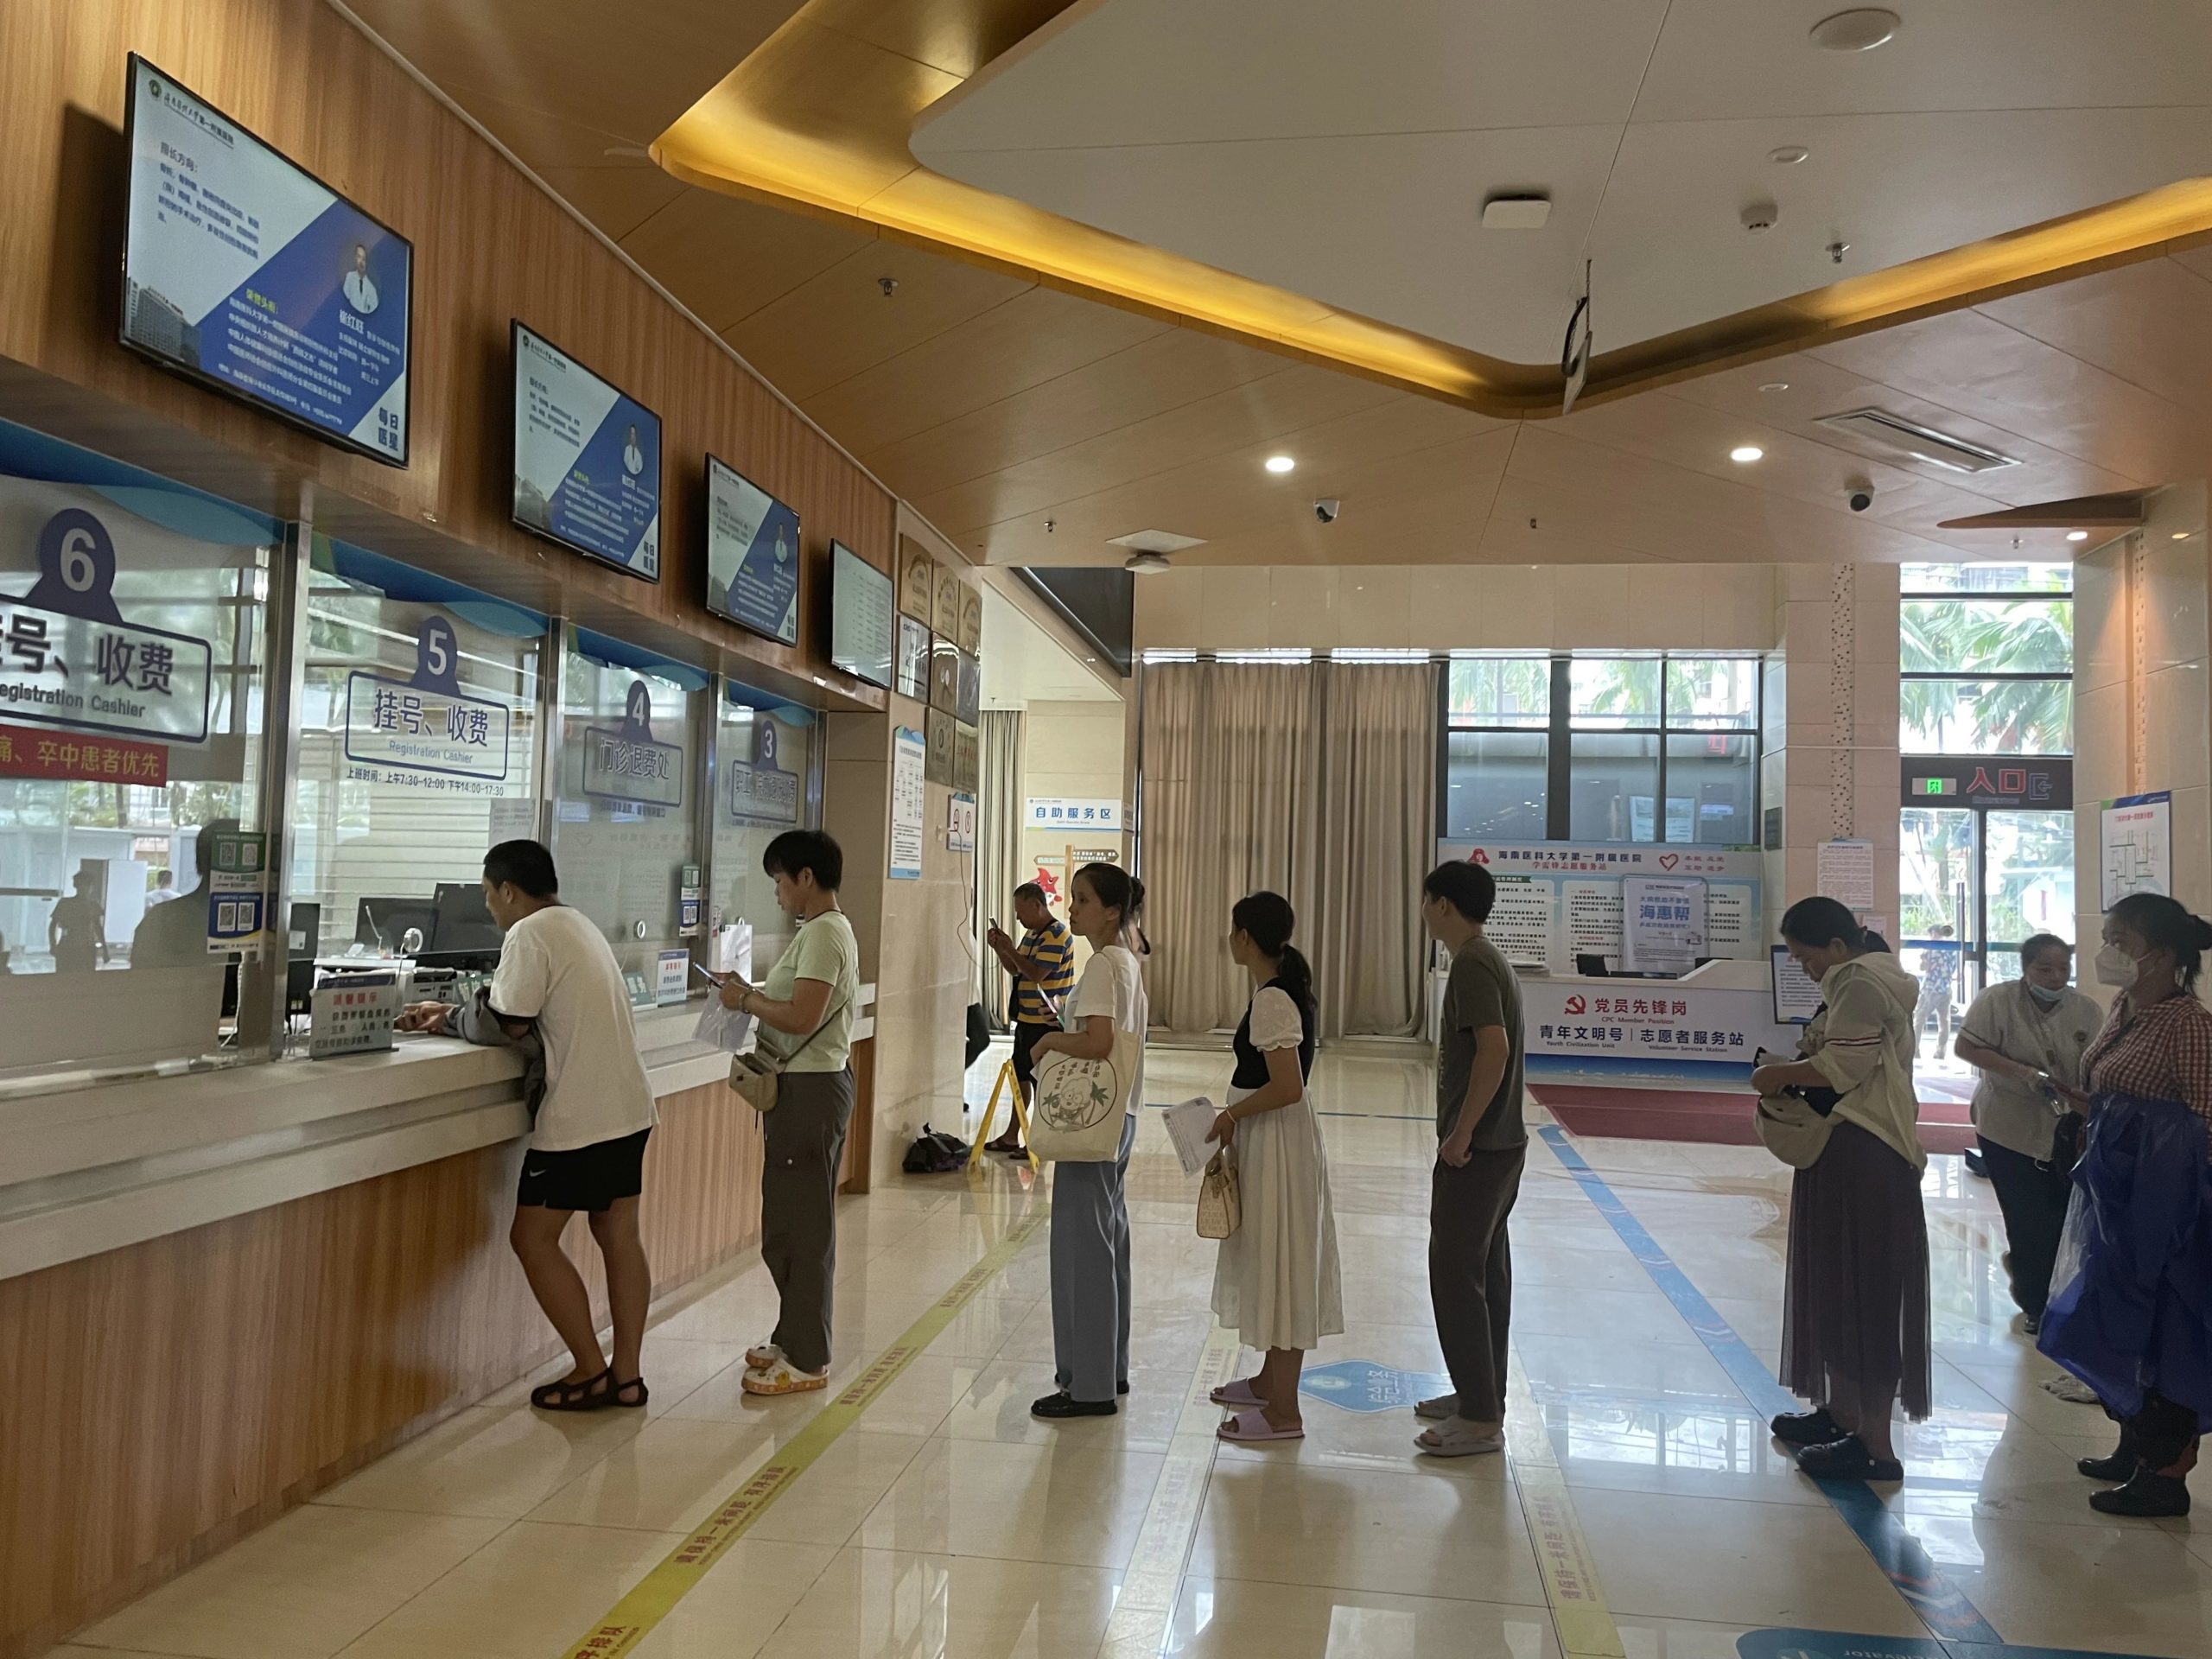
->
[983, 881, 1077, 1157]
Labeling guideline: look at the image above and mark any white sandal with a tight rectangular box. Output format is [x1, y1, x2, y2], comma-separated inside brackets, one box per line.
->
[746, 1340, 784, 1371]
[1414, 1421, 1504, 1458]
[741, 1357, 829, 1395]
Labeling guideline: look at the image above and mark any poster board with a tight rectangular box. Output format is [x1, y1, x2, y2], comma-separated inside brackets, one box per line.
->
[1438, 840, 1761, 973]
[2101, 791, 2171, 907]
[889, 727, 925, 880]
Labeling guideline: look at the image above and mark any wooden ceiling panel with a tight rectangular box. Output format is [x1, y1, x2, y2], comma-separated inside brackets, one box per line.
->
[861, 327, 1294, 500]
[534, 165, 687, 243]
[804, 285, 1171, 456]
[1976, 257, 2212, 421]
[618, 188, 874, 334]
[1810, 310, 2202, 487]
[720, 240, 1033, 401]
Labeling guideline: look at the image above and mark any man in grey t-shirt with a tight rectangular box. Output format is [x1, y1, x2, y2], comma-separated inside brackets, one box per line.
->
[1414, 860, 1528, 1459]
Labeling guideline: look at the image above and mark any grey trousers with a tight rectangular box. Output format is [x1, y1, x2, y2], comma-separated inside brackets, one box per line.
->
[1050, 1110, 1138, 1402]
[761, 1066, 855, 1374]
[1429, 1141, 1526, 1424]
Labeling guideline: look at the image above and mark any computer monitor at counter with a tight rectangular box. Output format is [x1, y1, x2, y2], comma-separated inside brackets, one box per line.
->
[352, 890, 505, 966]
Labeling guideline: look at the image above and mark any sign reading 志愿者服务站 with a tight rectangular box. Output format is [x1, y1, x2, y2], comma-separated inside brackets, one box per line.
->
[1438, 840, 1762, 974]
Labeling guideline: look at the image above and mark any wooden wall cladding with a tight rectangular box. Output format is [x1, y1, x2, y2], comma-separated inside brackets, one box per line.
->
[0, 0, 896, 699]
[0, 1080, 760, 1659]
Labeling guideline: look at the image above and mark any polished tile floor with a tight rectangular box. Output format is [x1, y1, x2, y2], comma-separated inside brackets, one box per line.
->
[67, 1044, 2210, 1659]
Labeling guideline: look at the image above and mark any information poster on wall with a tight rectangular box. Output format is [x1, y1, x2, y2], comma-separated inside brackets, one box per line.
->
[1623, 876, 1707, 975]
[1486, 875, 1554, 969]
[1816, 838, 1877, 919]
[1770, 946, 1825, 1025]
[204, 827, 268, 957]
[1440, 840, 1761, 973]
[2101, 791, 2171, 907]
[889, 727, 925, 880]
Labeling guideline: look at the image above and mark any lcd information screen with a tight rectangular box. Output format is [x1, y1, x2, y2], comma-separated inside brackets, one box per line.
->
[511, 322, 661, 581]
[705, 457, 800, 645]
[121, 55, 413, 465]
[830, 542, 895, 690]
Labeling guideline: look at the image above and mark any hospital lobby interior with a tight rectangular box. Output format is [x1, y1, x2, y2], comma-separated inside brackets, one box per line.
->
[8, 3, 2212, 1658]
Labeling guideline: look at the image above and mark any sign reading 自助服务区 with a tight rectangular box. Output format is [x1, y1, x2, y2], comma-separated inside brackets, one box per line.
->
[0, 723, 168, 785]
[1027, 798, 1122, 833]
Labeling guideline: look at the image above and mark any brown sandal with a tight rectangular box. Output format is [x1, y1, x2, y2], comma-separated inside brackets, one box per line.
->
[531, 1368, 611, 1411]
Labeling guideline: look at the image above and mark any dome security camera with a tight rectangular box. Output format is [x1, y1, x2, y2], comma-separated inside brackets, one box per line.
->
[1847, 486, 1874, 513]
[1313, 498, 1341, 524]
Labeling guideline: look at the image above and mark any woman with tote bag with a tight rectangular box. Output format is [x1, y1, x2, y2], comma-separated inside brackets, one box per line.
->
[1025, 862, 1148, 1421]
[1750, 897, 1930, 1483]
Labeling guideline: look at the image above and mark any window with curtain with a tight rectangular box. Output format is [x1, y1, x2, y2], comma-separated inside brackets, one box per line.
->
[1443, 653, 1760, 844]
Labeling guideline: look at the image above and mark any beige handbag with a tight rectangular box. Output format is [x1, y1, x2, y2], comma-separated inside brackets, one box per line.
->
[1029, 1030, 1142, 1160]
[1197, 1152, 1243, 1240]
[727, 988, 849, 1114]
[1754, 1094, 1835, 1169]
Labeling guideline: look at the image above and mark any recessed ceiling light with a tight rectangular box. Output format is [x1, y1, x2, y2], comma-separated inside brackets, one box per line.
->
[2173, 531, 2192, 541]
[1770, 146, 1810, 165]
[2066, 530, 2089, 543]
[1810, 9, 1900, 52]
[1758, 381, 1790, 393]
[1264, 454, 1296, 474]
[1730, 445, 1764, 463]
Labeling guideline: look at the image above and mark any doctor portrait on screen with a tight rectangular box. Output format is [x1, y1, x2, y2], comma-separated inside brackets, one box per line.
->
[623, 423, 645, 478]
[341, 243, 378, 315]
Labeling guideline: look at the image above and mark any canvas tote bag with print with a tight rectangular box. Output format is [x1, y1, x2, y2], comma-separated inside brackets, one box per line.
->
[1029, 1028, 1142, 1161]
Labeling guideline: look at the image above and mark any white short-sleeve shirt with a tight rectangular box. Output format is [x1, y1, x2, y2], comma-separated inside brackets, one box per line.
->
[490, 905, 658, 1153]
[1064, 943, 1148, 1115]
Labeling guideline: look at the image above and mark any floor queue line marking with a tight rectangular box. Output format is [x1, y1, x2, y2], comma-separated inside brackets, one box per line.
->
[1504, 1357, 1629, 1659]
[556, 1205, 1051, 1659]
[1535, 1126, 2005, 1647]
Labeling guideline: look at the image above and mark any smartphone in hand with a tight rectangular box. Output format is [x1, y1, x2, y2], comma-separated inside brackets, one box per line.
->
[690, 961, 725, 988]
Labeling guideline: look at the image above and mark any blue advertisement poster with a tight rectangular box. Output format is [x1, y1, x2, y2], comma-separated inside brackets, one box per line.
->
[511, 323, 661, 580]
[122, 57, 411, 464]
[706, 459, 799, 645]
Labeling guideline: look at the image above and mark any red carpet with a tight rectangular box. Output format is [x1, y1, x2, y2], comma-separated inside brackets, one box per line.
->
[1530, 1084, 1977, 1157]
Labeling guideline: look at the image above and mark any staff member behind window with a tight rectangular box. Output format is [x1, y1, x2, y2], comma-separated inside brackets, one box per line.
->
[1955, 935, 2100, 1334]
[2054, 893, 2212, 1518]
[399, 839, 658, 1412]
[1753, 898, 1929, 1483]
[982, 881, 1076, 1158]
[717, 830, 860, 1395]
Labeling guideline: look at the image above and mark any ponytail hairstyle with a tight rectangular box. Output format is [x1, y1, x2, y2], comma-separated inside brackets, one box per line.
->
[1076, 861, 1150, 956]
[1778, 896, 1866, 954]
[1231, 890, 1313, 1014]
[2108, 891, 2212, 994]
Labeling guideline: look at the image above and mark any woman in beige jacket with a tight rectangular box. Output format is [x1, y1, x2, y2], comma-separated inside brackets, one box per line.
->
[1751, 896, 1930, 1483]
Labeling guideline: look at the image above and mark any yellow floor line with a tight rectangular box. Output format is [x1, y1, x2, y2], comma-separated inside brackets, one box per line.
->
[556, 1205, 1051, 1659]
[1505, 1356, 1626, 1659]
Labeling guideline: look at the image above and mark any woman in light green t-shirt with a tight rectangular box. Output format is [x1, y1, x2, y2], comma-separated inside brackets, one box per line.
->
[718, 830, 860, 1395]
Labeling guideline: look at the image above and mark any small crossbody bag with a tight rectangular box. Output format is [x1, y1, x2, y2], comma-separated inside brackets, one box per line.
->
[728, 987, 850, 1114]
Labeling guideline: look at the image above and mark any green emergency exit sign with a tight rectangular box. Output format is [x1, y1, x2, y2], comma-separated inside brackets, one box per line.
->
[1914, 778, 1956, 796]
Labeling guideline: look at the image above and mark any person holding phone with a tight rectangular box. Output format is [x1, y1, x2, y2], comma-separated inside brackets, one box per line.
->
[716, 830, 859, 1395]
[983, 882, 1076, 1157]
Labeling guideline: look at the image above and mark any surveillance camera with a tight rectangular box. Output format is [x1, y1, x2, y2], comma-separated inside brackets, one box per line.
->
[1313, 498, 1341, 524]
[1847, 486, 1874, 513]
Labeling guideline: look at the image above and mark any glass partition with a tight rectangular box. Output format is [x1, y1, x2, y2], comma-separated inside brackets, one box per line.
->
[0, 418, 274, 1090]
[550, 630, 708, 987]
[714, 683, 822, 973]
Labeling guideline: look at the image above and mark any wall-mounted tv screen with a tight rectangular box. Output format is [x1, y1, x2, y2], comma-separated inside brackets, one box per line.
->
[511, 321, 660, 581]
[830, 542, 894, 690]
[705, 457, 800, 645]
[121, 54, 413, 466]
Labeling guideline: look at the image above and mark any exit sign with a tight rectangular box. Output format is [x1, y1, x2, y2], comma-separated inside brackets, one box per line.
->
[1915, 778, 1956, 796]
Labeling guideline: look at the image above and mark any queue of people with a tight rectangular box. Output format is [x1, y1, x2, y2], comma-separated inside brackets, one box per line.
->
[397, 823, 2204, 1511]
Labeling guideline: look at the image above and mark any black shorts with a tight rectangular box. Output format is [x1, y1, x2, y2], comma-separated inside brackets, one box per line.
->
[517, 1127, 651, 1213]
[1012, 1019, 1053, 1090]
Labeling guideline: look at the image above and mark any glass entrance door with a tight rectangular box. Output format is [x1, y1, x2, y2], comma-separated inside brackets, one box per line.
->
[1901, 807, 1977, 1066]
[1984, 810, 2076, 982]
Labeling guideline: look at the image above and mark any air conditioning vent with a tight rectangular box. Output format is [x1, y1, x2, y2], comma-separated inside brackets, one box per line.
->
[1108, 529, 1207, 554]
[1815, 408, 2018, 474]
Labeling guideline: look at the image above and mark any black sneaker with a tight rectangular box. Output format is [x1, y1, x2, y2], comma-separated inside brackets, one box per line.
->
[1964, 1148, 1988, 1179]
[1795, 1434, 1904, 1483]
[2079, 1427, 2137, 1483]
[1031, 1390, 1117, 1420]
[2088, 1469, 2190, 1517]
[1770, 1407, 1845, 1446]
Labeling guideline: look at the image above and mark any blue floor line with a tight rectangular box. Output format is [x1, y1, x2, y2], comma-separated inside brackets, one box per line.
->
[1536, 1124, 2005, 1648]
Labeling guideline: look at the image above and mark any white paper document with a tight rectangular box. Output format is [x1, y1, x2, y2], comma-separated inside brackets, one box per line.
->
[1161, 1096, 1220, 1179]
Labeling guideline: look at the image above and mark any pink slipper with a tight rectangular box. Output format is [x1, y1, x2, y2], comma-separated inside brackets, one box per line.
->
[1217, 1408, 1303, 1445]
[1210, 1378, 1265, 1408]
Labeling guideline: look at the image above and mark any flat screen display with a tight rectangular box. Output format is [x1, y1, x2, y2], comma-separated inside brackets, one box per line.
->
[510, 321, 660, 581]
[830, 542, 894, 690]
[121, 55, 413, 465]
[705, 457, 800, 645]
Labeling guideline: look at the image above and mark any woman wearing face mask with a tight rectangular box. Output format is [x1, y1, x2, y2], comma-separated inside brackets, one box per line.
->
[1751, 897, 1929, 1482]
[1954, 936, 2102, 1335]
[2045, 893, 2212, 1517]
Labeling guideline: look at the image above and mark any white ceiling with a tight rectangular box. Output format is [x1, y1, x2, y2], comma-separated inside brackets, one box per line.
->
[980, 584, 1122, 709]
[913, 0, 2212, 364]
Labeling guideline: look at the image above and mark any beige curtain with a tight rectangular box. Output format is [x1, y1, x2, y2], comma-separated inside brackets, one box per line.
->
[1141, 661, 1436, 1039]
[976, 710, 1025, 1029]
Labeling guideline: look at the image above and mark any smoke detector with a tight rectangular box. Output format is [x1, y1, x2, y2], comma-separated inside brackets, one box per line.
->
[1741, 200, 1779, 234]
[1123, 551, 1173, 575]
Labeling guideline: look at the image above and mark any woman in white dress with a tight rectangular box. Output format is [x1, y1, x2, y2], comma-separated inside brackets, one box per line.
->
[1205, 892, 1344, 1443]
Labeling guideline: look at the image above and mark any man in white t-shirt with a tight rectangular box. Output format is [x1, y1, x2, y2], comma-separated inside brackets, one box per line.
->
[398, 840, 658, 1412]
